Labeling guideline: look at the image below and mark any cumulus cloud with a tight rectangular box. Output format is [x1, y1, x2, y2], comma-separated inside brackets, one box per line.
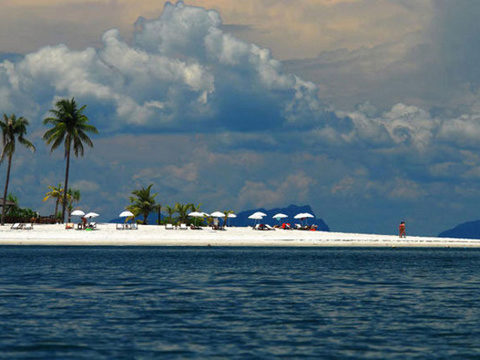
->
[0, 1, 323, 133]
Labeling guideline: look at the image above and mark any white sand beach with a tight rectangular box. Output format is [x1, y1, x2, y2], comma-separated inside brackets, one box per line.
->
[0, 223, 478, 247]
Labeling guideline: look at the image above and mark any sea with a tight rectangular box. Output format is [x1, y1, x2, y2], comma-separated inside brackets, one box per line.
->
[0, 246, 479, 359]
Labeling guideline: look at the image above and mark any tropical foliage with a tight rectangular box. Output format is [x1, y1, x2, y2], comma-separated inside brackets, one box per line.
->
[43, 98, 98, 223]
[164, 205, 176, 224]
[174, 203, 191, 224]
[5, 193, 36, 220]
[65, 188, 81, 223]
[0, 114, 36, 225]
[127, 184, 157, 224]
[43, 183, 64, 220]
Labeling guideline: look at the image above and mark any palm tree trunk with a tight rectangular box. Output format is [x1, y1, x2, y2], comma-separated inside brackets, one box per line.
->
[143, 212, 148, 225]
[54, 198, 59, 219]
[1, 153, 13, 225]
[157, 205, 161, 225]
[61, 144, 71, 224]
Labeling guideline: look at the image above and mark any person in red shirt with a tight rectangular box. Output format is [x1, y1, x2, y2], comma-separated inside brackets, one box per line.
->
[399, 221, 406, 238]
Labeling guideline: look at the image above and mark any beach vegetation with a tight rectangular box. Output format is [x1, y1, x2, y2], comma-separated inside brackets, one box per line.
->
[223, 210, 234, 226]
[127, 184, 157, 225]
[0, 114, 36, 225]
[43, 98, 98, 223]
[65, 188, 81, 223]
[164, 204, 176, 224]
[5, 193, 36, 222]
[154, 204, 162, 225]
[43, 183, 64, 220]
[174, 203, 191, 224]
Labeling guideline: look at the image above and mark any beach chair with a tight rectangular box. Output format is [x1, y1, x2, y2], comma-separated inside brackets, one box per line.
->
[265, 224, 274, 231]
[10, 223, 22, 230]
[90, 222, 97, 229]
[116, 223, 124, 230]
[179, 223, 188, 230]
[65, 223, 74, 229]
[165, 223, 174, 230]
[131, 223, 138, 230]
[23, 223, 33, 230]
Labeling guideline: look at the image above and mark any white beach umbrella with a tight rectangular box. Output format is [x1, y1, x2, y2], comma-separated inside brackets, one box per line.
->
[302, 213, 314, 218]
[202, 212, 210, 217]
[84, 212, 99, 219]
[252, 211, 267, 217]
[210, 211, 225, 217]
[294, 213, 306, 219]
[188, 211, 205, 226]
[71, 209, 85, 217]
[226, 213, 236, 226]
[273, 213, 288, 225]
[119, 210, 134, 218]
[248, 213, 264, 226]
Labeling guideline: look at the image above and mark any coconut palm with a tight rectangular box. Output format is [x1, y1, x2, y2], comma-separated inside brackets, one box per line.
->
[165, 205, 176, 224]
[65, 188, 81, 223]
[223, 210, 234, 227]
[175, 203, 191, 224]
[0, 114, 36, 225]
[154, 204, 162, 225]
[43, 98, 98, 223]
[43, 183, 64, 220]
[127, 184, 157, 225]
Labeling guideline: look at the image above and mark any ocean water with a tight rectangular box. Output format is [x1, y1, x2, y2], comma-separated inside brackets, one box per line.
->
[0, 247, 480, 359]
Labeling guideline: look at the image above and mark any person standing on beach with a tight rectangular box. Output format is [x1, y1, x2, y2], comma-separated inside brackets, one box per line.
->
[399, 221, 406, 238]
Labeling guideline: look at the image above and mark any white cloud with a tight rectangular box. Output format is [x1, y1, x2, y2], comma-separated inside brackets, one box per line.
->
[0, 1, 322, 132]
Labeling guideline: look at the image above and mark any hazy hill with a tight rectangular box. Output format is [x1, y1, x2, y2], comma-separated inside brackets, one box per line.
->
[438, 220, 480, 239]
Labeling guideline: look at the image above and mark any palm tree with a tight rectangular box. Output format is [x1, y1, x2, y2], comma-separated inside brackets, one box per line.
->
[0, 114, 36, 225]
[154, 204, 162, 224]
[43, 183, 64, 220]
[165, 205, 176, 224]
[175, 203, 191, 224]
[223, 210, 234, 227]
[43, 98, 98, 223]
[65, 188, 81, 223]
[127, 184, 157, 225]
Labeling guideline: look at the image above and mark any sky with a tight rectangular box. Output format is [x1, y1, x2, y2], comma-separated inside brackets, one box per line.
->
[0, 0, 479, 235]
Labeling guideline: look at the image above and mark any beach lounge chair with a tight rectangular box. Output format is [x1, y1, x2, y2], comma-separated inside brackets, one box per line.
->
[179, 223, 188, 230]
[165, 223, 174, 230]
[116, 223, 124, 230]
[10, 223, 22, 230]
[23, 223, 33, 230]
[131, 223, 138, 230]
[90, 222, 97, 229]
[265, 224, 274, 231]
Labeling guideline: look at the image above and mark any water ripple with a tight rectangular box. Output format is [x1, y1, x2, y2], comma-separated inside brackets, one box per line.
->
[0, 247, 480, 358]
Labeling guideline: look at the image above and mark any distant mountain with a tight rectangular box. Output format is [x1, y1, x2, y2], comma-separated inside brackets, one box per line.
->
[438, 220, 480, 239]
[232, 204, 329, 230]
[110, 204, 330, 231]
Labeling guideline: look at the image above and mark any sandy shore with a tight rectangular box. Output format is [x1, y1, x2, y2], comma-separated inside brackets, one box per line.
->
[0, 223, 477, 247]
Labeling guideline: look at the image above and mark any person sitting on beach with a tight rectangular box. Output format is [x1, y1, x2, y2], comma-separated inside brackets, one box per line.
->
[399, 221, 406, 238]
[81, 216, 87, 229]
